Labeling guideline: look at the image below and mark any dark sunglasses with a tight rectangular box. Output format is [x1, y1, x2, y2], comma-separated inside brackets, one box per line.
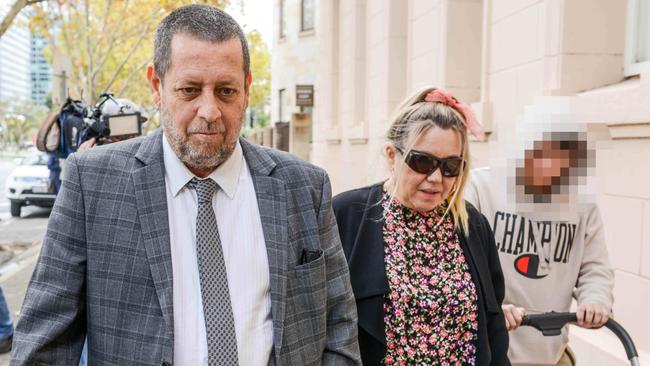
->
[395, 147, 465, 177]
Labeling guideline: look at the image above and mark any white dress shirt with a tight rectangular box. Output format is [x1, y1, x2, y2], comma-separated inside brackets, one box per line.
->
[162, 135, 273, 365]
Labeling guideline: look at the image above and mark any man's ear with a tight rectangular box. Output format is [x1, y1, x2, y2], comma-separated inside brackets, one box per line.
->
[147, 64, 162, 106]
[245, 72, 252, 94]
[244, 71, 253, 99]
[243, 72, 253, 108]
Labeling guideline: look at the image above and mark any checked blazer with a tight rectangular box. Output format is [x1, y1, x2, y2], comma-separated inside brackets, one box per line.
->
[11, 129, 361, 365]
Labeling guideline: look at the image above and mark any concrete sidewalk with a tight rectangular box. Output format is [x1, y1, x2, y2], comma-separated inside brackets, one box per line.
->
[0, 244, 40, 365]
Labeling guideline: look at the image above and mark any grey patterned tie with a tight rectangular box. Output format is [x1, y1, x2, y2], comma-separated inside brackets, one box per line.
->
[187, 178, 239, 365]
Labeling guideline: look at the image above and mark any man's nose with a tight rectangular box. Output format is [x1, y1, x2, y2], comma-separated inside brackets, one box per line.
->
[196, 93, 222, 122]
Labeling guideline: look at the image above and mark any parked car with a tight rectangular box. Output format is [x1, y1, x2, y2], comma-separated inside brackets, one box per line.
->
[5, 151, 56, 217]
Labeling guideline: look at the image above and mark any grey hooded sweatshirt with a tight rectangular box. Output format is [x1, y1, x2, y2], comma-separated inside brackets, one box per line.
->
[465, 166, 614, 364]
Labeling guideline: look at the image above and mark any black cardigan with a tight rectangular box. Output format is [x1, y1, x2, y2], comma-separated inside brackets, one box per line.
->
[333, 183, 510, 366]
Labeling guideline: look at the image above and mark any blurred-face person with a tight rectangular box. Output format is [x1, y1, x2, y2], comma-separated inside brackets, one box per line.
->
[523, 141, 570, 194]
[517, 139, 588, 199]
[465, 127, 613, 366]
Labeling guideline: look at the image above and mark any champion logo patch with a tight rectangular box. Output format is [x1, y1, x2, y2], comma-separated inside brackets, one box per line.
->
[514, 254, 548, 279]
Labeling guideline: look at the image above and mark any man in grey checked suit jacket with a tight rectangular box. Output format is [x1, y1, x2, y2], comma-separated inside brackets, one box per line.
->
[12, 5, 360, 365]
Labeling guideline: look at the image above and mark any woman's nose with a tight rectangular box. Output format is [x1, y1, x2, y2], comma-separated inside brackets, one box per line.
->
[426, 167, 443, 182]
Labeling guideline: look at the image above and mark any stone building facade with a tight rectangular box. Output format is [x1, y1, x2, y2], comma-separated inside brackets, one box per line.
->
[273, 1, 650, 362]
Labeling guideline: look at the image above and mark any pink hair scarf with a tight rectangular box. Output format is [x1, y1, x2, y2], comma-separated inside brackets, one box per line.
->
[424, 89, 486, 141]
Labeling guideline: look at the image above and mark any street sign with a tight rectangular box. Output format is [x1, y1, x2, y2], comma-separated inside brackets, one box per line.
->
[295, 85, 314, 107]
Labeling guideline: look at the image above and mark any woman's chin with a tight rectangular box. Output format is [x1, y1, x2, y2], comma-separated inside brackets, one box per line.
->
[413, 192, 443, 210]
[412, 201, 443, 214]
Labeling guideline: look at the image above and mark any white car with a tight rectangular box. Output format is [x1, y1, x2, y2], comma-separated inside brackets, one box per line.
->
[5, 152, 57, 217]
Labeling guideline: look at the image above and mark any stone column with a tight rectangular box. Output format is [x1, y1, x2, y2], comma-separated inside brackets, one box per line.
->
[290, 113, 311, 161]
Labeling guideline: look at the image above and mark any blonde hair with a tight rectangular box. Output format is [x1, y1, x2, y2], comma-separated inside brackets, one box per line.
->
[385, 86, 472, 234]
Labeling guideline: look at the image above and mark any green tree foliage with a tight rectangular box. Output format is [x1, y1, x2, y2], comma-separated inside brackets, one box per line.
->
[0, 0, 45, 39]
[29, 0, 231, 110]
[247, 29, 271, 128]
[0, 100, 48, 146]
[29, 0, 270, 134]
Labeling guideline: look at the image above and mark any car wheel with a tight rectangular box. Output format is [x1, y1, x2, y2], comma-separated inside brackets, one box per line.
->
[10, 201, 21, 217]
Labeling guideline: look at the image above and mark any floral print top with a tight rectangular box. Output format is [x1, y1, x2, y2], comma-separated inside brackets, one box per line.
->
[382, 193, 479, 365]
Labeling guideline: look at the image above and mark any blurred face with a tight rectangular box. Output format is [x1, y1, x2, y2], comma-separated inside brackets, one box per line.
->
[520, 140, 572, 195]
[386, 125, 463, 213]
[148, 33, 251, 178]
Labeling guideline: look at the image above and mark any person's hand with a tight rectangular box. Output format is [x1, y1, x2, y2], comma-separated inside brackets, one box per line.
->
[576, 303, 609, 328]
[502, 304, 526, 331]
[100, 137, 122, 144]
[78, 138, 97, 152]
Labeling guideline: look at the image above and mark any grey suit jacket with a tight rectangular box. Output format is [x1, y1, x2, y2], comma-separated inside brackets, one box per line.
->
[11, 129, 360, 365]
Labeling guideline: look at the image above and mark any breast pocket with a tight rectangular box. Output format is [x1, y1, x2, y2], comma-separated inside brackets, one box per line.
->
[292, 249, 327, 306]
[283, 249, 328, 350]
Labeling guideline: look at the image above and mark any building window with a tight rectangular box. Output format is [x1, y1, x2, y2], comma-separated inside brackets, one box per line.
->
[278, 88, 286, 122]
[625, 0, 650, 75]
[279, 0, 287, 39]
[301, 0, 315, 32]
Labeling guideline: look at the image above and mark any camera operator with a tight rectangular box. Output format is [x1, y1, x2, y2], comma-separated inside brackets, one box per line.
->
[76, 95, 147, 150]
[39, 95, 148, 197]
[37, 93, 148, 159]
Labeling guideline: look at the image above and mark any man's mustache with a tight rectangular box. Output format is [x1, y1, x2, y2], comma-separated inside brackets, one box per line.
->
[187, 122, 226, 134]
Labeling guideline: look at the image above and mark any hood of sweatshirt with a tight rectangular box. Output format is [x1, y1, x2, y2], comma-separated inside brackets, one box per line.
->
[485, 97, 609, 222]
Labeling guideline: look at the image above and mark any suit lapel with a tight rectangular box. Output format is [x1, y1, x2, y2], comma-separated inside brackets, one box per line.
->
[240, 138, 288, 360]
[133, 130, 175, 341]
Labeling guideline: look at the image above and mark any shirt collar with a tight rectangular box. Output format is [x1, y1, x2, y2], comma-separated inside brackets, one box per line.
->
[162, 133, 242, 199]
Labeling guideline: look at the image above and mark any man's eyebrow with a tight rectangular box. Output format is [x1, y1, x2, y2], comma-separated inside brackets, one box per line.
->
[174, 80, 202, 86]
[214, 79, 242, 87]
[172, 79, 242, 87]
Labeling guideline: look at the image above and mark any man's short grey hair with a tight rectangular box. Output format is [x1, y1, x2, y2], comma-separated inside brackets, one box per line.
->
[154, 4, 250, 82]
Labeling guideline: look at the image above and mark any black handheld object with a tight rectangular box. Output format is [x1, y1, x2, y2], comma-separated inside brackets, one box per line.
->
[521, 312, 640, 365]
[521, 311, 576, 336]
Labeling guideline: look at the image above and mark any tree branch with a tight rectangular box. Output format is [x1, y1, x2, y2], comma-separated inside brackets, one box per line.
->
[116, 59, 150, 98]
[94, 0, 113, 50]
[56, 1, 73, 61]
[0, 0, 46, 39]
[90, 0, 117, 65]
[101, 22, 151, 94]
[84, 0, 94, 101]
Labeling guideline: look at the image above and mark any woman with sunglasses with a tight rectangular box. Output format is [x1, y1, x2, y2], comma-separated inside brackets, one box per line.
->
[333, 87, 510, 365]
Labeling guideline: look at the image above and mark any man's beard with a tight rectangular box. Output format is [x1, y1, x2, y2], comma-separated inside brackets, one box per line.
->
[161, 106, 242, 171]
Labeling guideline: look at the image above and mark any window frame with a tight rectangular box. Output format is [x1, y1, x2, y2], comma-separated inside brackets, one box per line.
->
[300, 0, 315, 32]
[278, 88, 286, 122]
[625, 0, 650, 76]
[279, 0, 287, 39]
